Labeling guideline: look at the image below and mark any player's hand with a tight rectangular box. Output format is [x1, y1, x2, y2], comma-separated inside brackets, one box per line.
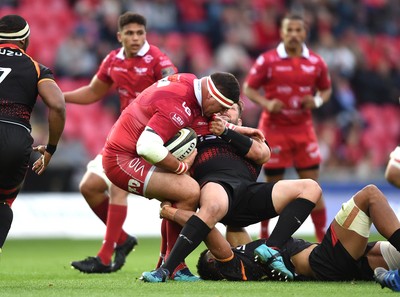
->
[301, 94, 318, 109]
[266, 99, 284, 113]
[183, 148, 197, 170]
[32, 145, 52, 175]
[208, 115, 227, 136]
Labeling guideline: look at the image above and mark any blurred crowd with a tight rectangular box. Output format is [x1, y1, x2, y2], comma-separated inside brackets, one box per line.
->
[1, 0, 399, 190]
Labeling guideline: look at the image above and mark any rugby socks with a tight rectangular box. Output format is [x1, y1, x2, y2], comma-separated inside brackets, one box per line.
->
[162, 215, 211, 274]
[311, 207, 327, 242]
[388, 229, 400, 252]
[166, 220, 182, 258]
[0, 203, 13, 248]
[98, 204, 127, 265]
[91, 194, 109, 225]
[260, 219, 270, 239]
[91, 194, 128, 246]
[267, 198, 315, 249]
[156, 218, 168, 268]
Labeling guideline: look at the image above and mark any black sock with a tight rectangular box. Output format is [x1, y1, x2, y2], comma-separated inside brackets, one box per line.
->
[266, 198, 315, 249]
[0, 203, 13, 248]
[162, 215, 211, 274]
[388, 229, 400, 253]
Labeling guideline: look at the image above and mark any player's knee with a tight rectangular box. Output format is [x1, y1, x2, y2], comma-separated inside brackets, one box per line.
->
[301, 179, 322, 203]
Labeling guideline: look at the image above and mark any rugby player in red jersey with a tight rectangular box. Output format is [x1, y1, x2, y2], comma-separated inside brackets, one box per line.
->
[243, 13, 332, 242]
[64, 12, 179, 274]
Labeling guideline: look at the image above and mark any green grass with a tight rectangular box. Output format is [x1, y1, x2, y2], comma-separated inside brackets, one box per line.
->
[0, 236, 393, 297]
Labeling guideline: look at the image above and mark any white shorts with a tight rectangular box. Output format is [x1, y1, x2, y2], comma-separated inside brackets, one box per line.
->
[86, 154, 112, 188]
[335, 197, 372, 238]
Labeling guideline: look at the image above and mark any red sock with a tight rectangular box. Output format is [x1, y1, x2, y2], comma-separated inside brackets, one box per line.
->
[311, 207, 327, 243]
[260, 219, 270, 239]
[97, 204, 127, 265]
[156, 218, 168, 268]
[91, 194, 109, 224]
[165, 220, 182, 259]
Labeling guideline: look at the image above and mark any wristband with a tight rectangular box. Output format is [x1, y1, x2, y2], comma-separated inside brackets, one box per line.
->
[225, 122, 237, 131]
[175, 162, 188, 175]
[220, 128, 253, 156]
[45, 144, 57, 155]
[313, 96, 324, 108]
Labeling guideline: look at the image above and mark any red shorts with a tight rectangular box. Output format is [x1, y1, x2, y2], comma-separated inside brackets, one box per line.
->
[261, 124, 321, 170]
[102, 150, 155, 196]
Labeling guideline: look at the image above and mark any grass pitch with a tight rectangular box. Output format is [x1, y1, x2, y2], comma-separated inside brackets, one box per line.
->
[0, 236, 393, 297]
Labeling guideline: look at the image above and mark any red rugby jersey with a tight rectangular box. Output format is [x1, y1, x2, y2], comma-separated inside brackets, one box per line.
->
[245, 43, 331, 127]
[96, 41, 177, 111]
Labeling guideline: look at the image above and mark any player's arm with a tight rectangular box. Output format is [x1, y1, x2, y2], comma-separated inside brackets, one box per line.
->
[32, 79, 66, 174]
[136, 127, 197, 175]
[63, 75, 112, 104]
[243, 82, 284, 113]
[301, 87, 332, 109]
[209, 116, 270, 164]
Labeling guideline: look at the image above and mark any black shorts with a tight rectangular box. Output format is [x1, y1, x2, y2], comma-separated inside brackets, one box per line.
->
[200, 175, 278, 227]
[0, 122, 33, 196]
[309, 225, 374, 281]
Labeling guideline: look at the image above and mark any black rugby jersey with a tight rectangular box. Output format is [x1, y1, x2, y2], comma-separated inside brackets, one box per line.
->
[0, 43, 55, 130]
[191, 134, 261, 184]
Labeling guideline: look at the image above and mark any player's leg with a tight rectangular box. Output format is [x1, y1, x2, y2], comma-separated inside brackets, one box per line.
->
[297, 167, 326, 243]
[334, 184, 400, 260]
[267, 178, 321, 249]
[261, 170, 284, 239]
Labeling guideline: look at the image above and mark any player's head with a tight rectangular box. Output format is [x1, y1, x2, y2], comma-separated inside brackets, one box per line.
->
[196, 249, 224, 280]
[280, 13, 307, 53]
[0, 15, 30, 50]
[117, 12, 147, 57]
[217, 100, 244, 126]
[202, 72, 240, 117]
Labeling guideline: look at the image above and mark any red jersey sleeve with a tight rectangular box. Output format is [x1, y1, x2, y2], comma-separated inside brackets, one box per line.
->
[96, 52, 114, 84]
[245, 54, 270, 90]
[315, 55, 331, 90]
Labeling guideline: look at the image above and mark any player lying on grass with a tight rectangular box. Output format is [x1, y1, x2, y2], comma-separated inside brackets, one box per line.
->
[163, 184, 400, 282]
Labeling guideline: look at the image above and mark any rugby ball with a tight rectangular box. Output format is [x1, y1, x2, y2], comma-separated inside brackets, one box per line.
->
[165, 127, 197, 161]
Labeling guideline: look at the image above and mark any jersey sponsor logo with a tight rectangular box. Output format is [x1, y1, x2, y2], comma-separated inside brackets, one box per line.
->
[299, 86, 312, 93]
[159, 60, 173, 67]
[0, 49, 23, 57]
[276, 85, 292, 94]
[170, 112, 185, 127]
[143, 54, 154, 63]
[134, 67, 148, 75]
[275, 66, 292, 72]
[113, 66, 128, 72]
[301, 65, 315, 73]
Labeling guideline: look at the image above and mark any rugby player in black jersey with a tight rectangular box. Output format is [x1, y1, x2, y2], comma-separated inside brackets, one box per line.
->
[141, 101, 322, 282]
[166, 184, 400, 283]
[0, 15, 65, 252]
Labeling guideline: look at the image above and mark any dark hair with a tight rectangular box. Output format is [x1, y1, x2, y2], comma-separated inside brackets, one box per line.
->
[118, 12, 146, 31]
[196, 250, 224, 281]
[280, 13, 306, 28]
[210, 72, 240, 104]
[0, 14, 28, 36]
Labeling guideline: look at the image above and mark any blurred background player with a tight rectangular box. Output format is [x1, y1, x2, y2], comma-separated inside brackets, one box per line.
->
[64, 12, 177, 273]
[243, 13, 332, 242]
[0, 15, 65, 253]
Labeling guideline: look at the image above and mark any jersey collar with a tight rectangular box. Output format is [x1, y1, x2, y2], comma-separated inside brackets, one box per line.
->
[276, 42, 310, 59]
[116, 40, 150, 59]
[193, 78, 203, 111]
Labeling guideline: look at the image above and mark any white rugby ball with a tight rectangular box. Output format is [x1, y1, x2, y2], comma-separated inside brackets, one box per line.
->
[165, 127, 197, 161]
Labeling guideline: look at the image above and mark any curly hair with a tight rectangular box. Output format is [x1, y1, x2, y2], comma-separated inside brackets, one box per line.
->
[196, 249, 225, 281]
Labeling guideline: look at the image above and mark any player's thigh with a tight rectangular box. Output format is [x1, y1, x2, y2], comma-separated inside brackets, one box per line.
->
[146, 169, 200, 210]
